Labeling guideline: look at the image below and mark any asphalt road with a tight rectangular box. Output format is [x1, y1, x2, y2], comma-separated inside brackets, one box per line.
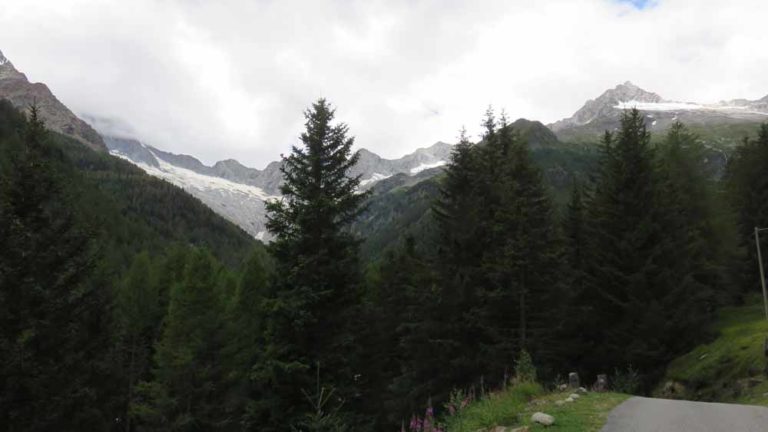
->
[600, 396, 768, 432]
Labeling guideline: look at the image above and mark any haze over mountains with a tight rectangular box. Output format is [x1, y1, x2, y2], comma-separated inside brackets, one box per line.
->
[0, 49, 105, 152]
[1, 47, 767, 238]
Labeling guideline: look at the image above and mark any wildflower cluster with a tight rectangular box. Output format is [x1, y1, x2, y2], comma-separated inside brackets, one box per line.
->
[403, 402, 444, 432]
[444, 388, 473, 417]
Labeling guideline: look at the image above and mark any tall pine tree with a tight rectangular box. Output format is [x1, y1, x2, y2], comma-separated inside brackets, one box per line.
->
[726, 123, 768, 296]
[0, 106, 109, 430]
[257, 99, 368, 430]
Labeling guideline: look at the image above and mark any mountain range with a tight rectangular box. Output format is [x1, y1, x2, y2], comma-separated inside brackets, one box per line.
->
[1, 47, 766, 240]
[101, 134, 453, 238]
[551, 80, 768, 143]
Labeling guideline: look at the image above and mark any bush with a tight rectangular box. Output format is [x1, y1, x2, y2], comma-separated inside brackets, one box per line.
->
[611, 365, 641, 394]
[514, 350, 537, 384]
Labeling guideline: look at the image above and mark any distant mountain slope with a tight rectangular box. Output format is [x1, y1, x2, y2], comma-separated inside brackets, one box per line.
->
[0, 101, 255, 268]
[0, 50, 106, 152]
[550, 81, 768, 145]
[106, 136, 277, 239]
[353, 142, 599, 261]
[100, 130, 454, 238]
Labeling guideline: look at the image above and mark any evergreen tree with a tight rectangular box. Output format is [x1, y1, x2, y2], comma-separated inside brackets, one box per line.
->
[477, 114, 565, 377]
[134, 249, 228, 430]
[258, 99, 368, 430]
[370, 236, 439, 427]
[564, 182, 587, 300]
[114, 252, 161, 431]
[579, 109, 661, 374]
[224, 248, 272, 429]
[656, 122, 725, 318]
[578, 111, 722, 381]
[726, 123, 768, 295]
[0, 106, 109, 429]
[431, 127, 485, 395]
[432, 110, 565, 396]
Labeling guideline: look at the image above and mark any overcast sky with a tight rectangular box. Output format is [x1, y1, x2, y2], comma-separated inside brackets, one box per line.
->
[2, 0, 768, 167]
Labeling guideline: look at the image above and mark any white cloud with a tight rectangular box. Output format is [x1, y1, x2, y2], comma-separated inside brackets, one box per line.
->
[2, 0, 768, 167]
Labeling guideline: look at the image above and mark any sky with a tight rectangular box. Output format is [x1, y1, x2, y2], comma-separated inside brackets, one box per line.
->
[2, 0, 768, 168]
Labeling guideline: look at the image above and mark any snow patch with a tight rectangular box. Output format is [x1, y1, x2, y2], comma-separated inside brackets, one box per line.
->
[359, 172, 392, 187]
[615, 100, 707, 111]
[615, 100, 768, 116]
[110, 150, 280, 202]
[255, 231, 267, 241]
[410, 160, 447, 174]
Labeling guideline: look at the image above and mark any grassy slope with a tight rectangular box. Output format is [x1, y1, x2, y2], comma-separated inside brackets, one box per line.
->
[444, 384, 628, 432]
[657, 294, 768, 405]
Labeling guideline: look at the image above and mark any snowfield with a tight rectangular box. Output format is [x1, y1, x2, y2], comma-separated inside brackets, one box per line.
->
[111, 149, 279, 202]
[614, 100, 768, 116]
[410, 160, 447, 174]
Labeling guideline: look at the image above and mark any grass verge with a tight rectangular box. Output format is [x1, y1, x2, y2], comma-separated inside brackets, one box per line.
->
[657, 294, 768, 404]
[444, 384, 628, 431]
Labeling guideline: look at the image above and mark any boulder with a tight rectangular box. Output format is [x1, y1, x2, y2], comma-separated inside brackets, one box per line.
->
[565, 397, 575, 402]
[658, 380, 687, 398]
[568, 372, 580, 388]
[511, 427, 529, 432]
[554, 400, 564, 406]
[490, 427, 507, 432]
[569, 393, 580, 399]
[593, 374, 609, 392]
[558, 383, 568, 391]
[531, 412, 555, 426]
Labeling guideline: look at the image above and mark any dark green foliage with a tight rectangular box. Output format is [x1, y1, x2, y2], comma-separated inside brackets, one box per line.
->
[0, 94, 756, 432]
[0, 105, 110, 430]
[223, 248, 273, 429]
[366, 236, 439, 427]
[432, 111, 566, 393]
[258, 99, 368, 430]
[726, 123, 768, 294]
[114, 252, 162, 431]
[574, 111, 728, 384]
[514, 350, 537, 384]
[133, 249, 228, 430]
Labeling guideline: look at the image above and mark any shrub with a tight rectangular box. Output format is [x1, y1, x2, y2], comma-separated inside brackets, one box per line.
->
[514, 350, 537, 384]
[611, 365, 641, 394]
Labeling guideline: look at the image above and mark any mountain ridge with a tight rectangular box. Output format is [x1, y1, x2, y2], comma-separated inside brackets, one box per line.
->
[550, 81, 768, 143]
[0, 49, 106, 152]
[102, 131, 455, 238]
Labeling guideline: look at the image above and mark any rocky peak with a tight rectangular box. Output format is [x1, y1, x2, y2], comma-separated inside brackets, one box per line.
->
[0, 48, 106, 152]
[0, 49, 24, 81]
[551, 81, 663, 130]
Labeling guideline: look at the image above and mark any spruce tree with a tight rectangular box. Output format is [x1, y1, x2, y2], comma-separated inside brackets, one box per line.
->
[656, 122, 725, 318]
[726, 123, 768, 295]
[477, 115, 565, 376]
[114, 252, 161, 431]
[258, 99, 368, 430]
[374, 236, 439, 427]
[580, 109, 660, 374]
[432, 110, 565, 395]
[224, 248, 272, 428]
[578, 111, 722, 380]
[134, 249, 227, 430]
[0, 106, 109, 429]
